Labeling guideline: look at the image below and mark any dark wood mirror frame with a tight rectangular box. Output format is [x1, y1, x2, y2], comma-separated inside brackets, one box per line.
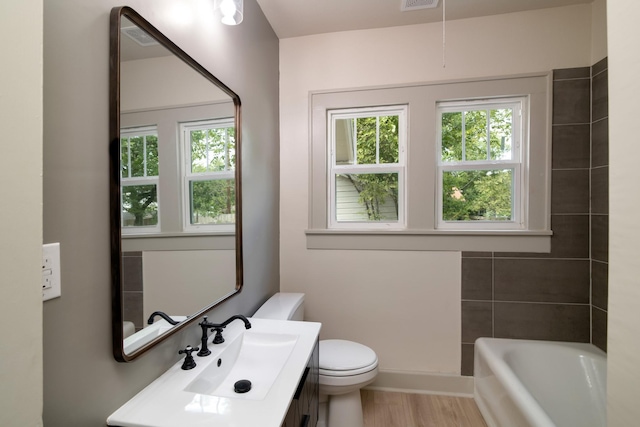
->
[109, 6, 243, 362]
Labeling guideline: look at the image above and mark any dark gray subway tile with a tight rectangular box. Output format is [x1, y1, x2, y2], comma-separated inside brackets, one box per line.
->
[123, 251, 142, 257]
[591, 166, 609, 215]
[553, 79, 591, 124]
[592, 307, 608, 352]
[461, 343, 475, 376]
[553, 67, 590, 80]
[495, 215, 589, 259]
[592, 215, 609, 262]
[123, 255, 143, 291]
[123, 291, 144, 329]
[494, 259, 589, 303]
[592, 57, 608, 76]
[551, 169, 590, 214]
[592, 260, 609, 311]
[552, 124, 590, 169]
[494, 302, 590, 342]
[462, 301, 492, 343]
[462, 251, 492, 258]
[591, 118, 609, 168]
[462, 258, 493, 301]
[592, 70, 609, 122]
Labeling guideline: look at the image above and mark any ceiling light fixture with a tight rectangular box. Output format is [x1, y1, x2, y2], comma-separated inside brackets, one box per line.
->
[214, 0, 243, 25]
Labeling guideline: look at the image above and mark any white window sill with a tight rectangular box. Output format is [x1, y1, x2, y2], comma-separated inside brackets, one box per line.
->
[122, 232, 236, 252]
[305, 229, 552, 252]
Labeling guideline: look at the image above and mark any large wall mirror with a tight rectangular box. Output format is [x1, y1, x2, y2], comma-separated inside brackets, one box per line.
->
[109, 6, 242, 362]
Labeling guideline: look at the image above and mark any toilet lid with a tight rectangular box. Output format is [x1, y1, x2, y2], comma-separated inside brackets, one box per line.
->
[319, 340, 378, 374]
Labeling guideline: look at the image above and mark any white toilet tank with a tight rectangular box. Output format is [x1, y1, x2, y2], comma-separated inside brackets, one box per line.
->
[252, 293, 305, 321]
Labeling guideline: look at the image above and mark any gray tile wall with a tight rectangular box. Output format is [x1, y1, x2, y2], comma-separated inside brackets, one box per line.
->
[591, 57, 608, 351]
[122, 251, 144, 331]
[461, 62, 609, 375]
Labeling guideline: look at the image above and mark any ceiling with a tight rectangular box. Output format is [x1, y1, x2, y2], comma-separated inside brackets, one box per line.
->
[255, 0, 594, 39]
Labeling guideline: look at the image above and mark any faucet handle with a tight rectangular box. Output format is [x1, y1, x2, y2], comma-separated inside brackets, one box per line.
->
[178, 345, 200, 370]
[199, 316, 208, 326]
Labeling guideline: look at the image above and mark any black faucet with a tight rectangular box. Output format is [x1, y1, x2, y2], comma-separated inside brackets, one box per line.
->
[197, 314, 251, 357]
[147, 311, 180, 325]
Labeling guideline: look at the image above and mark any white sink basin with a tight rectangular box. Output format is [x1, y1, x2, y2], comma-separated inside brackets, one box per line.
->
[107, 318, 321, 427]
[184, 331, 298, 400]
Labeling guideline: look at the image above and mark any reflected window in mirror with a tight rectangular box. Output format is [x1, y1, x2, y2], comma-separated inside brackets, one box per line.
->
[181, 119, 236, 232]
[120, 126, 160, 233]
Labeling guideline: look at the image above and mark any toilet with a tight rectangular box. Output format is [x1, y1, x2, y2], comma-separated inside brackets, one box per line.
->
[252, 293, 378, 427]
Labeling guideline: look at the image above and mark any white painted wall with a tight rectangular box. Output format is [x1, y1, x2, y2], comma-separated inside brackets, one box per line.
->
[591, 0, 607, 63]
[280, 5, 593, 376]
[143, 250, 236, 319]
[0, 0, 43, 426]
[606, 1, 640, 424]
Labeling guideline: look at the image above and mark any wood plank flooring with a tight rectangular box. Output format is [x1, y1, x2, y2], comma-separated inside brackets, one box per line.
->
[361, 390, 488, 427]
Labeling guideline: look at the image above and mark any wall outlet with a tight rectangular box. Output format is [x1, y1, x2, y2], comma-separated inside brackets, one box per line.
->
[42, 243, 61, 301]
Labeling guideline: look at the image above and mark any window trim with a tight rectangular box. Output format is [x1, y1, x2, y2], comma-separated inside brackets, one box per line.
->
[308, 73, 552, 252]
[328, 105, 407, 230]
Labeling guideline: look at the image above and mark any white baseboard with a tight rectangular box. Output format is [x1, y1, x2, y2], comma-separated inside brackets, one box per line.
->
[364, 369, 474, 397]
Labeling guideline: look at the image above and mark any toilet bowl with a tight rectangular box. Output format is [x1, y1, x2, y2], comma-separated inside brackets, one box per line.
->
[252, 293, 379, 427]
[319, 339, 378, 427]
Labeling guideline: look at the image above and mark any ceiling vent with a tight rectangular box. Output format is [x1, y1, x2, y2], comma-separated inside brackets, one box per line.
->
[121, 26, 159, 47]
[401, 0, 440, 12]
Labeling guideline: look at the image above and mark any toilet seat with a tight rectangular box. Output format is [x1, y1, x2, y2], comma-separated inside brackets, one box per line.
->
[319, 339, 378, 377]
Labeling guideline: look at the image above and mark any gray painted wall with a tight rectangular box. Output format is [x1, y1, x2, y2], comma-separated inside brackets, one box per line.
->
[42, 0, 279, 424]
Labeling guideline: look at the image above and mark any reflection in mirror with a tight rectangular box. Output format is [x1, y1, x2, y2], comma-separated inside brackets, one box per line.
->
[110, 7, 242, 362]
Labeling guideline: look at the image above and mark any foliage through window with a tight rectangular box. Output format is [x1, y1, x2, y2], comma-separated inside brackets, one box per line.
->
[181, 119, 236, 230]
[437, 98, 525, 229]
[120, 126, 159, 231]
[329, 106, 406, 228]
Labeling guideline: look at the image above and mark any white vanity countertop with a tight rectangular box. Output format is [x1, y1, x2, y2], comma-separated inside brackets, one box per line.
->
[107, 318, 321, 427]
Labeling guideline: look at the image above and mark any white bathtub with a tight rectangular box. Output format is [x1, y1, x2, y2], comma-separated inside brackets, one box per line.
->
[474, 338, 606, 427]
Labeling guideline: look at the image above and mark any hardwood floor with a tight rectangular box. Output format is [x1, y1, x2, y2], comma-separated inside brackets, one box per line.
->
[361, 390, 488, 427]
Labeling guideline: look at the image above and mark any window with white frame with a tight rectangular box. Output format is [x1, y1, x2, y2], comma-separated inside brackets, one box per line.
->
[181, 118, 236, 231]
[328, 106, 407, 229]
[310, 75, 551, 251]
[120, 126, 160, 232]
[437, 97, 526, 230]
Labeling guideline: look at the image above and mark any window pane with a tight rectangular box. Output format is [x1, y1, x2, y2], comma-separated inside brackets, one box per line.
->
[356, 117, 377, 165]
[190, 179, 236, 225]
[442, 169, 513, 221]
[490, 108, 513, 160]
[205, 128, 228, 172]
[190, 127, 235, 173]
[335, 118, 355, 165]
[121, 138, 129, 178]
[130, 136, 146, 177]
[464, 110, 488, 161]
[122, 184, 158, 227]
[191, 130, 208, 172]
[335, 173, 398, 222]
[441, 112, 462, 161]
[146, 135, 159, 176]
[379, 115, 399, 164]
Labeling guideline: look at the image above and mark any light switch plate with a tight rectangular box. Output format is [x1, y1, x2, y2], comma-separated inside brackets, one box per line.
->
[42, 243, 61, 301]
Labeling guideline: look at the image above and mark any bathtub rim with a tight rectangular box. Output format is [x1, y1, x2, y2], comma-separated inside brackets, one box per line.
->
[474, 337, 606, 427]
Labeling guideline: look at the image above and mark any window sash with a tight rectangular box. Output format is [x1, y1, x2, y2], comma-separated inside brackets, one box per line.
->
[120, 126, 160, 233]
[328, 106, 407, 229]
[436, 97, 526, 230]
[181, 119, 236, 232]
